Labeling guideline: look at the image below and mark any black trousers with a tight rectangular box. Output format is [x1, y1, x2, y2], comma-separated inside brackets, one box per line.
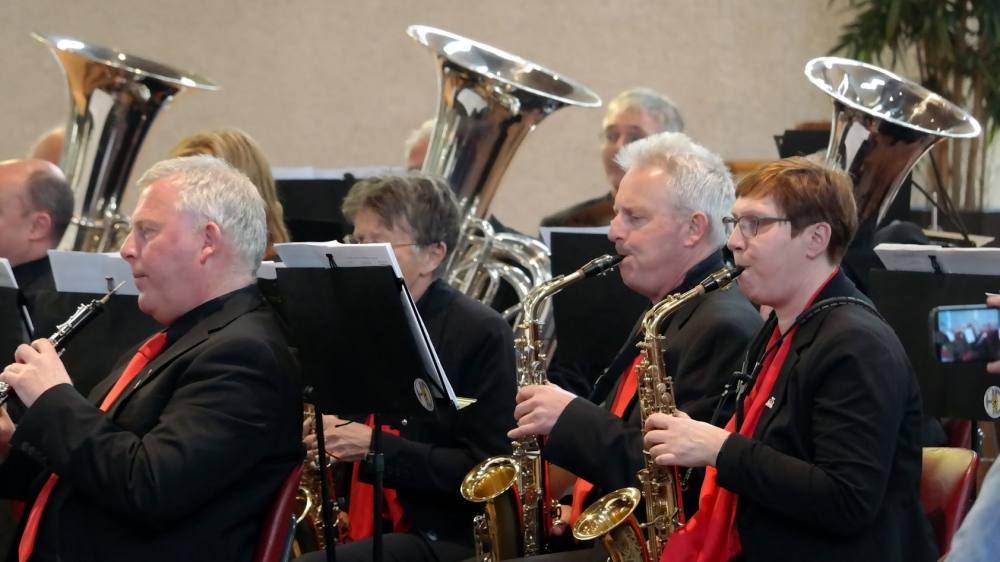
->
[294, 531, 474, 562]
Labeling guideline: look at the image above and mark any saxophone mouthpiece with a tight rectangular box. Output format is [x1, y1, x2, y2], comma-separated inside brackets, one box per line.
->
[700, 266, 745, 292]
[580, 254, 625, 277]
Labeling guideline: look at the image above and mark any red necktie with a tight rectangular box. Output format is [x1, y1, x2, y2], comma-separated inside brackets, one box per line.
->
[18, 332, 168, 562]
[569, 353, 643, 527]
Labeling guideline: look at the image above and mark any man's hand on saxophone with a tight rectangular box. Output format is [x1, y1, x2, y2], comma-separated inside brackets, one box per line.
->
[507, 382, 577, 439]
[643, 410, 729, 469]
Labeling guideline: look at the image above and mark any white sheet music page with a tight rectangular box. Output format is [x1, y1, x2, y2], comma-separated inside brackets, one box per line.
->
[47, 250, 139, 295]
[873, 244, 944, 273]
[0, 259, 17, 289]
[273, 241, 458, 407]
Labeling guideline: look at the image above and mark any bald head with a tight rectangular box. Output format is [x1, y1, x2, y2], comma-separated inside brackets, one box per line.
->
[29, 127, 65, 166]
[0, 160, 73, 266]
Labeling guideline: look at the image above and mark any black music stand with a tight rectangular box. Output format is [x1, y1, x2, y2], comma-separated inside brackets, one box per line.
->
[549, 232, 647, 367]
[275, 265, 454, 562]
[0, 287, 29, 362]
[275, 178, 356, 243]
[869, 269, 1000, 423]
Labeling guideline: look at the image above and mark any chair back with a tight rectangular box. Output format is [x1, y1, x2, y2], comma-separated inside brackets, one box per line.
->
[921, 447, 979, 556]
[255, 464, 304, 562]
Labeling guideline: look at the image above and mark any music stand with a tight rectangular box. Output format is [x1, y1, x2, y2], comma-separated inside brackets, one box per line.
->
[275, 178, 356, 243]
[0, 288, 29, 362]
[549, 232, 647, 367]
[869, 269, 1000, 422]
[275, 264, 455, 562]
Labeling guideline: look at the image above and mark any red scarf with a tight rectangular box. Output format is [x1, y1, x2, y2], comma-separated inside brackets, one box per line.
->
[659, 269, 837, 562]
[347, 416, 412, 541]
[568, 352, 643, 527]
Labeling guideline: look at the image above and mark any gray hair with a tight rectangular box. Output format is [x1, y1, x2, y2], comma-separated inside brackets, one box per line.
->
[606, 88, 685, 133]
[616, 132, 734, 248]
[25, 168, 74, 244]
[135, 155, 267, 278]
[403, 119, 436, 161]
[341, 172, 461, 278]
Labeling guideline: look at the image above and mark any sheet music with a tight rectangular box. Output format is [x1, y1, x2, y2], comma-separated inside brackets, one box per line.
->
[874, 243, 1000, 275]
[256, 260, 286, 280]
[272, 166, 403, 181]
[540, 226, 611, 248]
[47, 250, 139, 295]
[273, 241, 458, 407]
[274, 241, 404, 278]
[0, 259, 17, 289]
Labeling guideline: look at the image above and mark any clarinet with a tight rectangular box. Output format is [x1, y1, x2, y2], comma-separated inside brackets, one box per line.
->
[0, 281, 125, 406]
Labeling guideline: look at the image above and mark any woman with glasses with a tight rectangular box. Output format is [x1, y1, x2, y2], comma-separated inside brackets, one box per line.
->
[298, 173, 517, 562]
[644, 157, 937, 562]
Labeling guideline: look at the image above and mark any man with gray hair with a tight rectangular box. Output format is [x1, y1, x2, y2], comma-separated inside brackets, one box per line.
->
[510, 132, 761, 558]
[0, 155, 303, 561]
[541, 87, 685, 228]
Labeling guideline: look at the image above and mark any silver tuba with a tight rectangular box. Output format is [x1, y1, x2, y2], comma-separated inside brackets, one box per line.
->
[407, 25, 601, 320]
[804, 56, 981, 227]
[34, 33, 219, 253]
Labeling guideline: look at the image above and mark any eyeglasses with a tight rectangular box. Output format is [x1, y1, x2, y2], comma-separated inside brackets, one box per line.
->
[599, 128, 647, 146]
[722, 215, 791, 239]
[342, 234, 420, 248]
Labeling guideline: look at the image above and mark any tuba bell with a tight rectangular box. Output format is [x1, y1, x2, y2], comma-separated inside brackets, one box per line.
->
[407, 25, 601, 321]
[804, 57, 981, 229]
[34, 33, 219, 253]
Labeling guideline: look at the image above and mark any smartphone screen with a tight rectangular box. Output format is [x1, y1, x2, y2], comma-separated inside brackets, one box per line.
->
[933, 305, 1000, 363]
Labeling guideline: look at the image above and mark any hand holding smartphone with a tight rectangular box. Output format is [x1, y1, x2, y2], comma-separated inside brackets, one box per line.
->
[929, 304, 1000, 364]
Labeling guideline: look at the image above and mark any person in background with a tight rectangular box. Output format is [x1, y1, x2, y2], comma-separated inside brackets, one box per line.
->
[170, 128, 290, 259]
[540, 87, 684, 228]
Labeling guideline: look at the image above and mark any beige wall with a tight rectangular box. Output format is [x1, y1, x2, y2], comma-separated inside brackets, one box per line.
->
[0, 0, 854, 234]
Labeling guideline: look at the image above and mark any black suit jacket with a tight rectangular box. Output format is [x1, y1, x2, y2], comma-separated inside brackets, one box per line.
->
[715, 270, 937, 562]
[544, 251, 762, 519]
[357, 279, 517, 551]
[539, 193, 615, 229]
[0, 286, 303, 562]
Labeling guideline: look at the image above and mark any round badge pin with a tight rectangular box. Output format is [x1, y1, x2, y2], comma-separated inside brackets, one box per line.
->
[414, 379, 435, 412]
[984, 386, 1000, 419]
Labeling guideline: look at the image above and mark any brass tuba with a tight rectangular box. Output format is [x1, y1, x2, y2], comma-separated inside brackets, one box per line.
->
[34, 33, 219, 253]
[572, 267, 743, 562]
[803, 56, 980, 228]
[461, 254, 624, 562]
[407, 25, 602, 321]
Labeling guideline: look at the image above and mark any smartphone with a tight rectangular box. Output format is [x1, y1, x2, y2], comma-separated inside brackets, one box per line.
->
[929, 304, 1000, 364]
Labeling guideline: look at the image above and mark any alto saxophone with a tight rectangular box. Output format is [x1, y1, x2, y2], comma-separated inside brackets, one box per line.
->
[294, 403, 352, 553]
[460, 254, 624, 562]
[572, 266, 743, 562]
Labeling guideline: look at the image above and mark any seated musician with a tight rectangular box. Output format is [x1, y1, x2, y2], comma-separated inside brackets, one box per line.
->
[170, 128, 291, 260]
[644, 157, 937, 561]
[298, 173, 518, 562]
[27, 127, 65, 167]
[0, 155, 304, 561]
[510, 132, 762, 556]
[540, 87, 684, 228]
[404, 119, 436, 172]
[0, 159, 73, 324]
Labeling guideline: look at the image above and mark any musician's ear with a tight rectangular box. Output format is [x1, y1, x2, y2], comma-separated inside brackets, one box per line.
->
[418, 242, 447, 276]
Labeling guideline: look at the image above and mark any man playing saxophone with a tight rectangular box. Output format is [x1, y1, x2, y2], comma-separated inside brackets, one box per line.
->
[298, 173, 518, 562]
[643, 158, 937, 561]
[508, 132, 762, 558]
